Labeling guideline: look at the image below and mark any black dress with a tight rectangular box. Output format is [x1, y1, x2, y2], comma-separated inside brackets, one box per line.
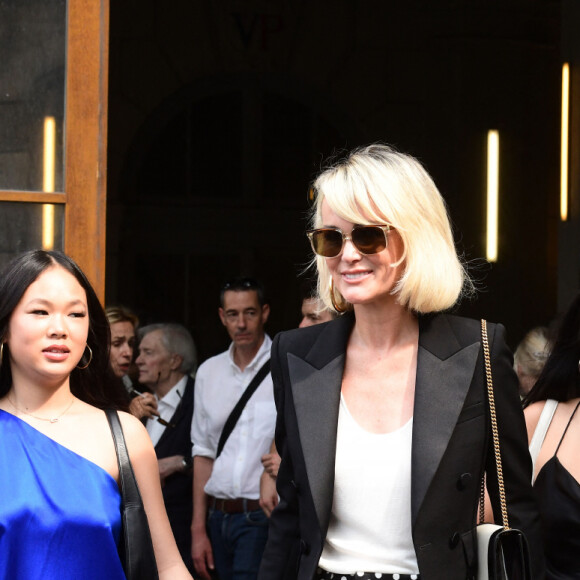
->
[534, 400, 580, 579]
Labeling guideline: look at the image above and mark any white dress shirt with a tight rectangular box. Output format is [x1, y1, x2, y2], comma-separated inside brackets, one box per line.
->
[191, 335, 275, 500]
[146, 375, 188, 447]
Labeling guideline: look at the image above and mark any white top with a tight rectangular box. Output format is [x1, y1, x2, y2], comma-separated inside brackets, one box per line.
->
[146, 375, 188, 447]
[529, 398, 558, 482]
[191, 335, 275, 499]
[319, 396, 419, 575]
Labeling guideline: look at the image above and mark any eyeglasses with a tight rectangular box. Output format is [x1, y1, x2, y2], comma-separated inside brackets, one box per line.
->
[306, 225, 391, 258]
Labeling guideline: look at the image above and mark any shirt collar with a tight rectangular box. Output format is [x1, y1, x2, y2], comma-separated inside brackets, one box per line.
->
[227, 334, 272, 371]
[156, 374, 188, 408]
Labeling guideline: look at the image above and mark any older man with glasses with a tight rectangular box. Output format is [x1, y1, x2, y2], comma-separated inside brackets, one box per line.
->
[191, 277, 276, 580]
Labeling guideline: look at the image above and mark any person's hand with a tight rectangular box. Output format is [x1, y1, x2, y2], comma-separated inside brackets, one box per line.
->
[157, 455, 185, 486]
[259, 469, 279, 517]
[128, 392, 158, 420]
[191, 528, 215, 580]
[261, 451, 281, 478]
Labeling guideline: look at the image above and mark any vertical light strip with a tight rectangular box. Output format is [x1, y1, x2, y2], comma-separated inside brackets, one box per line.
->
[42, 116, 56, 250]
[486, 130, 499, 262]
[42, 205, 55, 250]
[561, 63, 570, 221]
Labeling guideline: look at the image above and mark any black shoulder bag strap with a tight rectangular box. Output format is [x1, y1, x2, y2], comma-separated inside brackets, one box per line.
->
[215, 359, 271, 459]
[105, 409, 158, 580]
[106, 409, 142, 505]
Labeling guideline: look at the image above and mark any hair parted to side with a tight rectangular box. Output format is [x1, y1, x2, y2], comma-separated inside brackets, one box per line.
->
[0, 250, 128, 410]
[138, 323, 198, 375]
[310, 144, 472, 314]
[105, 305, 139, 329]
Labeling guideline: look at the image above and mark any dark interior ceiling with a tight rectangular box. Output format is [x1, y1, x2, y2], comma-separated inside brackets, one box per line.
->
[106, 0, 567, 362]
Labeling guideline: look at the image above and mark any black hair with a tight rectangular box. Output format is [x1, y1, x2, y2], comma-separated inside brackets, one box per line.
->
[299, 276, 318, 301]
[0, 250, 128, 410]
[219, 277, 266, 308]
[523, 293, 580, 406]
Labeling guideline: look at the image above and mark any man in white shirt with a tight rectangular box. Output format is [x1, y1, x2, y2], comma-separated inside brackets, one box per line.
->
[191, 278, 276, 580]
[136, 322, 197, 572]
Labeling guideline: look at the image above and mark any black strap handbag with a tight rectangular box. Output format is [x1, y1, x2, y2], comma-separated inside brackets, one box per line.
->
[106, 409, 159, 580]
[476, 320, 532, 580]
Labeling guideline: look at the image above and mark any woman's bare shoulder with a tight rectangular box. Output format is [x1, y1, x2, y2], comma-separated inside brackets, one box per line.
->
[117, 410, 150, 436]
[524, 400, 546, 419]
[523, 400, 548, 442]
[557, 397, 580, 412]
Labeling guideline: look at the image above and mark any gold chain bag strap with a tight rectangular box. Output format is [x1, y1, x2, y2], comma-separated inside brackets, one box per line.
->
[476, 319, 532, 580]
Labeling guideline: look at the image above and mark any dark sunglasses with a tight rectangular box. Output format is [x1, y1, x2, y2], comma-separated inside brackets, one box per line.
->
[307, 225, 391, 258]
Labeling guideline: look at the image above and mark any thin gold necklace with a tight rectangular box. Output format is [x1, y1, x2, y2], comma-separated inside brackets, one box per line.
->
[8, 396, 76, 424]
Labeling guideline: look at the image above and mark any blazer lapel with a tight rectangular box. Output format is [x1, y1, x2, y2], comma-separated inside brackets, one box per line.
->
[287, 313, 354, 535]
[286, 313, 480, 532]
[411, 315, 481, 524]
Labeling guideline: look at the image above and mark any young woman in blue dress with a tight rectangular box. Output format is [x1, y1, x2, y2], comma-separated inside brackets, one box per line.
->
[0, 250, 192, 579]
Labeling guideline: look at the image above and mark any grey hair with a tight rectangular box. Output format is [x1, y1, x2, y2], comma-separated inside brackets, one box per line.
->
[138, 323, 197, 375]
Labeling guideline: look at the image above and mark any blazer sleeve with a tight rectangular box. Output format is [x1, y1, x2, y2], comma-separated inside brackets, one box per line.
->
[258, 332, 302, 579]
[485, 322, 545, 579]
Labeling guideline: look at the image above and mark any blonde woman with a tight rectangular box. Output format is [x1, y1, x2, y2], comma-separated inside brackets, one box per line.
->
[258, 145, 544, 580]
[514, 326, 551, 397]
[105, 305, 158, 420]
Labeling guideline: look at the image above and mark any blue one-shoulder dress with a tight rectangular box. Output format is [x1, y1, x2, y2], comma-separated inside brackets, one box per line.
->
[0, 409, 126, 579]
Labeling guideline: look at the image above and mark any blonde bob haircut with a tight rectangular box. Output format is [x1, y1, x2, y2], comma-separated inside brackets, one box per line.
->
[311, 144, 471, 314]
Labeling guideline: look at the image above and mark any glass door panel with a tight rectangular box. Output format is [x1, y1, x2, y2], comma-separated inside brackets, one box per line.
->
[0, 0, 66, 192]
[0, 201, 64, 270]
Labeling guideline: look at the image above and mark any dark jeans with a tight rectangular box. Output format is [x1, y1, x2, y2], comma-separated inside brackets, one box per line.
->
[207, 507, 269, 580]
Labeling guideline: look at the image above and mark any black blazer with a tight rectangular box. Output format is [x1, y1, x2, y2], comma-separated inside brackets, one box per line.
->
[259, 312, 544, 580]
[154, 375, 194, 569]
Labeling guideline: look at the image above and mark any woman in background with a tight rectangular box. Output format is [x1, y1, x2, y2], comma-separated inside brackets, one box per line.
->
[524, 293, 580, 579]
[0, 250, 191, 579]
[514, 326, 551, 397]
[105, 305, 158, 420]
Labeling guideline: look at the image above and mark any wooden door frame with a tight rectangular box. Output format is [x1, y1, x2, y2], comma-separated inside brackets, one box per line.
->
[64, 0, 109, 301]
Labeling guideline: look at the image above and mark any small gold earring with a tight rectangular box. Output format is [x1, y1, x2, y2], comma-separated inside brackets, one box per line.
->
[0, 342, 4, 368]
[329, 279, 347, 313]
[77, 345, 93, 370]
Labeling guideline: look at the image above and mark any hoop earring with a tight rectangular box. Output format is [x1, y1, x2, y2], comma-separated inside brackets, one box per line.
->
[0, 342, 4, 368]
[329, 279, 347, 313]
[77, 345, 93, 370]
